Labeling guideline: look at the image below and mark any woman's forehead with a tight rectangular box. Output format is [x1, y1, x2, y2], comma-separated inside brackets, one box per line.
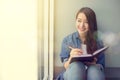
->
[77, 13, 87, 21]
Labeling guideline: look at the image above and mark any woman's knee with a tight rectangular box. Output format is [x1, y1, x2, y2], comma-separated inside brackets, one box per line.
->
[87, 64, 103, 73]
[67, 62, 86, 76]
[87, 64, 105, 80]
[64, 62, 86, 80]
[69, 62, 85, 70]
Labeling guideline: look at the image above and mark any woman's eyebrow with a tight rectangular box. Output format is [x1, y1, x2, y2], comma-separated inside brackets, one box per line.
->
[77, 18, 88, 21]
[77, 18, 81, 19]
[77, 18, 82, 20]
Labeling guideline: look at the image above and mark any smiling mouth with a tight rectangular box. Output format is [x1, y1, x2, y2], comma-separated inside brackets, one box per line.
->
[79, 28, 86, 31]
[80, 29, 85, 31]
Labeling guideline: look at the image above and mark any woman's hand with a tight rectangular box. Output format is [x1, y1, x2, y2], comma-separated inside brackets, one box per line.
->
[69, 46, 83, 57]
[64, 46, 83, 69]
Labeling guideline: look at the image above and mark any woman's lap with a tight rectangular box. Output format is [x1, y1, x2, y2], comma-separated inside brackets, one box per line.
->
[63, 62, 105, 80]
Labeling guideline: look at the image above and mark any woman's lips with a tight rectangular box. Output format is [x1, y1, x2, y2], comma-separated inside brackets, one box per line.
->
[78, 27, 85, 31]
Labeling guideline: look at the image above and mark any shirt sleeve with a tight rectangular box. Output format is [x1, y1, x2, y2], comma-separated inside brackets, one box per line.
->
[96, 40, 105, 68]
[60, 37, 71, 63]
[63, 58, 69, 65]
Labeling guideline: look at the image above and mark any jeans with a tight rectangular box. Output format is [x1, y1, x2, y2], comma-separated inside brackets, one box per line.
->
[63, 62, 105, 80]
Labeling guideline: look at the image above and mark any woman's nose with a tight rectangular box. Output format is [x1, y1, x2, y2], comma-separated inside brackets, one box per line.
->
[80, 22, 84, 28]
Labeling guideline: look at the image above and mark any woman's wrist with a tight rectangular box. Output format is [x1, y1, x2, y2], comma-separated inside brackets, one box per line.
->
[64, 57, 72, 69]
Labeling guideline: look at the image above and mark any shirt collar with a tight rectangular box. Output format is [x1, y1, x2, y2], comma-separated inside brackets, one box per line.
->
[75, 31, 80, 39]
[75, 31, 82, 43]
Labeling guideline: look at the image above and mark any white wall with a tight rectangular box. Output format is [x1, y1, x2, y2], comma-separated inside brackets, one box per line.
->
[0, 0, 38, 80]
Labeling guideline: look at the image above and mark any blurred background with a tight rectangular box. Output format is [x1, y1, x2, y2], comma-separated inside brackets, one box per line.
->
[0, 0, 120, 80]
[0, 0, 38, 80]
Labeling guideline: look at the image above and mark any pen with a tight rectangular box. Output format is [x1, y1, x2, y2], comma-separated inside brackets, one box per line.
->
[68, 46, 74, 50]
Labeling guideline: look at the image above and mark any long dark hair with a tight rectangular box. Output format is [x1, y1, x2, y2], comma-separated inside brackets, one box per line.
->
[76, 7, 98, 54]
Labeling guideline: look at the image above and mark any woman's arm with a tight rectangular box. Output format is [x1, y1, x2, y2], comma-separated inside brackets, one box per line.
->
[64, 57, 72, 69]
[64, 47, 83, 69]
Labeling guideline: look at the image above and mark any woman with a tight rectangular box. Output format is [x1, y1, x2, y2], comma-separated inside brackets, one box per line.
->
[57, 7, 105, 80]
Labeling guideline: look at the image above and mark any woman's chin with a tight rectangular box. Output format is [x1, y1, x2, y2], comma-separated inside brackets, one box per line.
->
[78, 31, 87, 35]
[78, 31, 85, 34]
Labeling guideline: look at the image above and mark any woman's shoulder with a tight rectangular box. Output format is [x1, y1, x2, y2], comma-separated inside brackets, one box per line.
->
[63, 31, 78, 41]
[96, 38, 104, 48]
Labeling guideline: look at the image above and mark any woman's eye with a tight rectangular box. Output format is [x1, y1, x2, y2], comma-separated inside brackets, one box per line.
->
[84, 22, 88, 24]
[78, 20, 81, 22]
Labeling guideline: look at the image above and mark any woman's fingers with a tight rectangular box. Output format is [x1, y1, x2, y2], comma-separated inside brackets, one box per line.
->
[69, 46, 83, 56]
[73, 49, 83, 55]
[69, 46, 83, 52]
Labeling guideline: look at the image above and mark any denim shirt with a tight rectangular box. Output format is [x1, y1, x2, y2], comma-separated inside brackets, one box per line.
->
[56, 31, 105, 80]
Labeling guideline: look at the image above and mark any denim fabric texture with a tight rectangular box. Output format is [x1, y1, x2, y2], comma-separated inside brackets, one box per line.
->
[56, 31, 105, 80]
[63, 62, 105, 80]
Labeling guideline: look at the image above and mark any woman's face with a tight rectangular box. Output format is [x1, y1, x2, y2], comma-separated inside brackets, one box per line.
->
[76, 13, 89, 36]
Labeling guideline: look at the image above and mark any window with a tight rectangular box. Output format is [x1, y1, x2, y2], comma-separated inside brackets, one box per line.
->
[38, 0, 54, 79]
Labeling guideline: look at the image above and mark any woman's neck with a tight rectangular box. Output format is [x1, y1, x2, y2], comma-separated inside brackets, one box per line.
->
[79, 34, 86, 44]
